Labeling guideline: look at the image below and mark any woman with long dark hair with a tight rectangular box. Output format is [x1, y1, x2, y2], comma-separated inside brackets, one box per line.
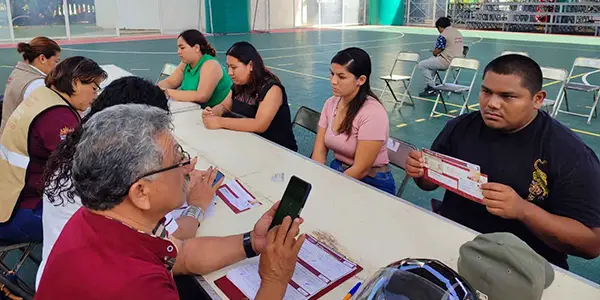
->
[158, 29, 232, 108]
[312, 47, 395, 194]
[202, 41, 297, 151]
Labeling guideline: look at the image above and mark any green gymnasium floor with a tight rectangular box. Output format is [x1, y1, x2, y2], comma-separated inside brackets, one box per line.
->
[1, 26, 599, 285]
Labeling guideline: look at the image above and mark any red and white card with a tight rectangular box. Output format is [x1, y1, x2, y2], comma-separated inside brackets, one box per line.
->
[215, 235, 362, 300]
[422, 149, 488, 203]
[216, 179, 261, 214]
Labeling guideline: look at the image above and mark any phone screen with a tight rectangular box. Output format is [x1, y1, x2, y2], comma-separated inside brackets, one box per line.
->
[269, 176, 311, 230]
[212, 171, 224, 187]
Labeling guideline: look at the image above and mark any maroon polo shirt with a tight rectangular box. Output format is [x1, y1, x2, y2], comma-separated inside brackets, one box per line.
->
[35, 208, 180, 300]
[20, 105, 79, 209]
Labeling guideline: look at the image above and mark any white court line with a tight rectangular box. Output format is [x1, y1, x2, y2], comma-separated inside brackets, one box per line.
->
[263, 40, 433, 61]
[130, 68, 150, 71]
[582, 70, 600, 85]
[60, 33, 407, 56]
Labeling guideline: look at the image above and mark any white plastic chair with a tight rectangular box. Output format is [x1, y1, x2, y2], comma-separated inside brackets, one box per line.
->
[430, 58, 480, 118]
[156, 63, 179, 84]
[380, 52, 420, 109]
[553, 57, 600, 124]
[540, 66, 568, 116]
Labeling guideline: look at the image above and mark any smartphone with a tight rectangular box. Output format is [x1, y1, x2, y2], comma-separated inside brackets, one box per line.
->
[212, 170, 224, 187]
[269, 176, 312, 230]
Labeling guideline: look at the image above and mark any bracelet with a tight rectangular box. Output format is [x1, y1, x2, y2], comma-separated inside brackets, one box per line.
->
[182, 205, 204, 224]
[243, 231, 258, 258]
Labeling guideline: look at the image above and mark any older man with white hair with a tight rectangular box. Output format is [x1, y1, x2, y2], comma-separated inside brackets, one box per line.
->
[36, 104, 305, 300]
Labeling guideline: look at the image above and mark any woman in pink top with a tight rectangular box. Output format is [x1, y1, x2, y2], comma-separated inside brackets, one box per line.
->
[312, 47, 395, 194]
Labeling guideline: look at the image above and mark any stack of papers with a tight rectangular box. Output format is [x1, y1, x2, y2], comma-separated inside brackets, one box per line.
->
[216, 235, 362, 300]
[216, 179, 261, 213]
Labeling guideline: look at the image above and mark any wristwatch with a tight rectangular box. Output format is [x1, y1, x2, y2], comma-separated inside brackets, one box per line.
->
[243, 231, 258, 258]
[182, 205, 204, 224]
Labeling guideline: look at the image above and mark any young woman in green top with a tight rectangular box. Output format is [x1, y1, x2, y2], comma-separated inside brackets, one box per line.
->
[158, 29, 232, 108]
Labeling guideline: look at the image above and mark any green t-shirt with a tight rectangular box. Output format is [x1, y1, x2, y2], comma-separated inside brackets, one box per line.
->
[180, 55, 233, 108]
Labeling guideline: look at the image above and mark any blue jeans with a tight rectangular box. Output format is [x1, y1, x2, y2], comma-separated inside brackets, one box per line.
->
[330, 159, 396, 195]
[0, 203, 43, 243]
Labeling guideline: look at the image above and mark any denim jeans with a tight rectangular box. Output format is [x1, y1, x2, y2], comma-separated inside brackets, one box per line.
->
[0, 203, 43, 243]
[330, 159, 396, 195]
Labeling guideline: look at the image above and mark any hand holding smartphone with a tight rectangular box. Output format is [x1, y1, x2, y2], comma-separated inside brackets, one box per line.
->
[212, 170, 225, 187]
[269, 176, 311, 230]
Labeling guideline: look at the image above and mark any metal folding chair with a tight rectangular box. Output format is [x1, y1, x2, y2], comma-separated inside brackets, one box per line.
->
[430, 58, 480, 118]
[292, 106, 321, 134]
[379, 52, 420, 108]
[500, 51, 530, 57]
[155, 63, 179, 84]
[387, 137, 418, 198]
[540, 66, 568, 116]
[434, 46, 470, 85]
[553, 57, 600, 124]
[0, 241, 39, 300]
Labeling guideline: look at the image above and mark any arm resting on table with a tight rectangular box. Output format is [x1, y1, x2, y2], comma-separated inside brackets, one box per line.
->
[520, 202, 600, 259]
[171, 234, 246, 275]
[218, 86, 282, 133]
[168, 61, 223, 103]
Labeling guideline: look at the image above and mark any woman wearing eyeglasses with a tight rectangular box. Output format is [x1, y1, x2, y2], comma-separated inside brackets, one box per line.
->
[37, 76, 223, 289]
[0, 56, 107, 244]
[311, 48, 395, 194]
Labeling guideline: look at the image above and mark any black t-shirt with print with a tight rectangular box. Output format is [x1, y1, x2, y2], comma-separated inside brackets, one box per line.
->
[431, 110, 600, 269]
[228, 79, 298, 151]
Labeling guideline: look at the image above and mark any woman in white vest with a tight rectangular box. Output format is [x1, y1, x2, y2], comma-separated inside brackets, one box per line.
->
[0, 56, 107, 243]
[1, 37, 61, 135]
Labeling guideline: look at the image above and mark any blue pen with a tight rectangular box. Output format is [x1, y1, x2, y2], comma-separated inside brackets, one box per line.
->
[342, 281, 362, 300]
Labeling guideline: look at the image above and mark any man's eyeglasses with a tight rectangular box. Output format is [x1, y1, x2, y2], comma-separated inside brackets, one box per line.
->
[122, 145, 191, 196]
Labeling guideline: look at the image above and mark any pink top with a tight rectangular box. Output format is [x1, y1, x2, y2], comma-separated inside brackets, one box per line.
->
[318, 96, 390, 166]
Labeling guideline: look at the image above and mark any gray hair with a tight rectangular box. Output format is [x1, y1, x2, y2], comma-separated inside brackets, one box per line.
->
[72, 104, 173, 211]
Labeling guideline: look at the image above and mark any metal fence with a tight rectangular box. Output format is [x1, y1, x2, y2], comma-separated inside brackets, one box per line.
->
[448, 1, 600, 36]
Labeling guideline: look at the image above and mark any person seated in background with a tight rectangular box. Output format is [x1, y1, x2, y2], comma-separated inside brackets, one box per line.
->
[36, 104, 305, 300]
[312, 47, 395, 195]
[0, 57, 106, 243]
[36, 76, 223, 289]
[1, 36, 61, 135]
[158, 29, 232, 108]
[405, 54, 600, 269]
[202, 41, 298, 151]
[417, 17, 464, 97]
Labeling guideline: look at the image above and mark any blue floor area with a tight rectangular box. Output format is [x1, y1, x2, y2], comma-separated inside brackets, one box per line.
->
[1, 28, 599, 285]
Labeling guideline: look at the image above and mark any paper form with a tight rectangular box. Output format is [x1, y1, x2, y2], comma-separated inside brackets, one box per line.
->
[216, 179, 261, 213]
[224, 235, 358, 300]
[422, 149, 488, 203]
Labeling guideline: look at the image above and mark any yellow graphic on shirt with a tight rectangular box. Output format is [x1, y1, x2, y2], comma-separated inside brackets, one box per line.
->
[528, 159, 549, 203]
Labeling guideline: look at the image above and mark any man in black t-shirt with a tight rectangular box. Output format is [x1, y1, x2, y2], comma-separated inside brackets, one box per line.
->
[406, 54, 600, 269]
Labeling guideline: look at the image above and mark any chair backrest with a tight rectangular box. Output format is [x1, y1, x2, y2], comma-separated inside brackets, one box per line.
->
[541, 66, 568, 82]
[500, 51, 529, 57]
[292, 106, 321, 134]
[463, 46, 470, 57]
[396, 52, 420, 63]
[573, 57, 600, 70]
[387, 137, 417, 170]
[389, 52, 420, 77]
[449, 58, 479, 71]
[156, 63, 179, 83]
